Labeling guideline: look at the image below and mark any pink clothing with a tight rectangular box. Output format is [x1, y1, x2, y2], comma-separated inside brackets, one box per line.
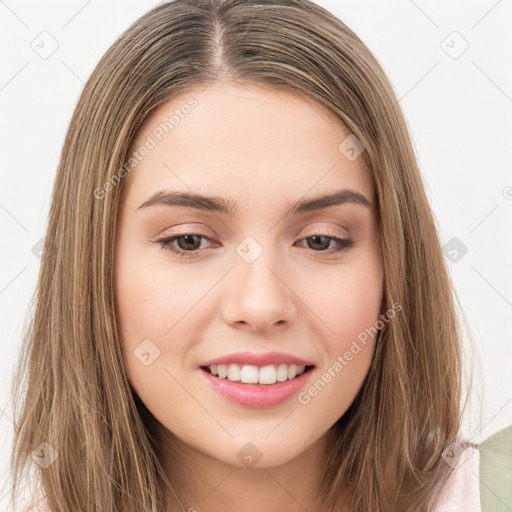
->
[433, 442, 481, 511]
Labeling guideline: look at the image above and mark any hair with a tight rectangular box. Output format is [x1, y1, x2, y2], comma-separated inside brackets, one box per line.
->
[10, 0, 473, 510]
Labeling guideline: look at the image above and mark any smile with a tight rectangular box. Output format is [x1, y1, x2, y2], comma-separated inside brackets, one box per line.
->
[201, 363, 313, 385]
[199, 364, 316, 408]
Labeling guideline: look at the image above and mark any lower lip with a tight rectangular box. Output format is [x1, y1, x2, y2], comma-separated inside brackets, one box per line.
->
[199, 367, 314, 408]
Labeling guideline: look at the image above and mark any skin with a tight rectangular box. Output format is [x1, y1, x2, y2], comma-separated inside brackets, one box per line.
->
[114, 82, 384, 512]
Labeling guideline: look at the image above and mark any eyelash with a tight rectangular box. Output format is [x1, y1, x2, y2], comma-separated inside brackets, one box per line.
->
[155, 231, 355, 258]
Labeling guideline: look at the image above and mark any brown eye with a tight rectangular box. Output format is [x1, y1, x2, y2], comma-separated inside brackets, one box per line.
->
[298, 234, 355, 253]
[172, 234, 203, 251]
[157, 233, 213, 257]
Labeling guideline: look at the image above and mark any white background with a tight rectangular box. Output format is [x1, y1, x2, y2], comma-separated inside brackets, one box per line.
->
[1, 0, 511, 506]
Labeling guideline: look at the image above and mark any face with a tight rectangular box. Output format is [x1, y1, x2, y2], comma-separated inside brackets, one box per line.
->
[114, 82, 383, 470]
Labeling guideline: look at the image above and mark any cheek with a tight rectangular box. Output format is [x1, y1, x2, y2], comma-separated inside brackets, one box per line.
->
[307, 253, 383, 346]
[114, 255, 203, 426]
[115, 247, 200, 336]
[332, 275, 382, 345]
[114, 246, 217, 388]
[296, 253, 382, 415]
[114, 249, 178, 381]
[115, 264, 167, 340]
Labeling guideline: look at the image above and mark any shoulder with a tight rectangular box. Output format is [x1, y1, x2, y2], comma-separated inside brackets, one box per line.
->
[433, 425, 512, 512]
[433, 439, 481, 511]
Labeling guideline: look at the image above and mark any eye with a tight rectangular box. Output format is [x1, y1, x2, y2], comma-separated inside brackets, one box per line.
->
[155, 231, 355, 258]
[156, 233, 214, 257]
[296, 234, 355, 253]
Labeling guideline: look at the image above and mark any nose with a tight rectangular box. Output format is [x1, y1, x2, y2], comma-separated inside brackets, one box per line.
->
[221, 250, 297, 332]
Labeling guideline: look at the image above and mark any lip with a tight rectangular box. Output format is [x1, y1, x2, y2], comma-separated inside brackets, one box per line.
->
[199, 366, 315, 408]
[199, 351, 315, 368]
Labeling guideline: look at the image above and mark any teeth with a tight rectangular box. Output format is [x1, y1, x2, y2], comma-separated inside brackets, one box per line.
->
[260, 365, 277, 384]
[207, 363, 309, 384]
[276, 364, 287, 382]
[227, 364, 241, 381]
[240, 365, 259, 383]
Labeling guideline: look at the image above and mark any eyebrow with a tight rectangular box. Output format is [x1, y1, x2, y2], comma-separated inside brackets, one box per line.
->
[137, 188, 374, 216]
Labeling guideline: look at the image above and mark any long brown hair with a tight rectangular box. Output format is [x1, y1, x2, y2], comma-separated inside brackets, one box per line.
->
[10, 0, 471, 510]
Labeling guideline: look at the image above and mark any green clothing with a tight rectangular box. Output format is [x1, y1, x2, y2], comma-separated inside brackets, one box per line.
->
[480, 424, 512, 511]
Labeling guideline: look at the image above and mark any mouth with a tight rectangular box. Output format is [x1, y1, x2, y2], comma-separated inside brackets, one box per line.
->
[200, 363, 315, 386]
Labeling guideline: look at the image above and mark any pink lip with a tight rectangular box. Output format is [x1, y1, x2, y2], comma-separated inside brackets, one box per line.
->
[199, 366, 315, 408]
[199, 351, 315, 368]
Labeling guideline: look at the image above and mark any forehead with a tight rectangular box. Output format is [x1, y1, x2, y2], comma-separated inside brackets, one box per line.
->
[122, 83, 374, 210]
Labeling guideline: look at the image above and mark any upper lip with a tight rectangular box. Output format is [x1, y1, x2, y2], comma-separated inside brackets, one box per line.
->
[200, 351, 315, 368]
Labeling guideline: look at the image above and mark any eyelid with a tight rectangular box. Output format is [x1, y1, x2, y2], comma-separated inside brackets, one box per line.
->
[155, 223, 349, 242]
[154, 224, 216, 240]
[302, 223, 350, 239]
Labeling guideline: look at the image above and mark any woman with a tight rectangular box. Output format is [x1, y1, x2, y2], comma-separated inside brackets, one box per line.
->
[11, 0, 505, 510]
